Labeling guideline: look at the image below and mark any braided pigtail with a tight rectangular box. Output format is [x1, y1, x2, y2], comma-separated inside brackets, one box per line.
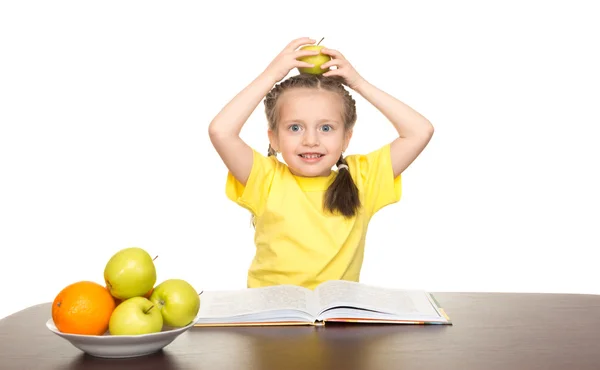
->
[324, 154, 361, 217]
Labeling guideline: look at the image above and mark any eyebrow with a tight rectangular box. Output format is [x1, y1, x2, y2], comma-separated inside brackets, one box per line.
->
[281, 118, 341, 125]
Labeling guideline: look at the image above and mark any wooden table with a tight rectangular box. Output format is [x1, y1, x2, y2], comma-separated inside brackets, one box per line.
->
[2, 292, 600, 369]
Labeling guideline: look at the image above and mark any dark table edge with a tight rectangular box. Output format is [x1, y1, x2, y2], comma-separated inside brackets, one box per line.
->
[3, 291, 599, 324]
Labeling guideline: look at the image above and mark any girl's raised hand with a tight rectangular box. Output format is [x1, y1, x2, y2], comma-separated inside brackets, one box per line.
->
[320, 48, 366, 90]
[262, 37, 321, 83]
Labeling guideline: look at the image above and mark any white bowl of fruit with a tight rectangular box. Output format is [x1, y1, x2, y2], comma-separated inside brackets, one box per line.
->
[46, 247, 202, 359]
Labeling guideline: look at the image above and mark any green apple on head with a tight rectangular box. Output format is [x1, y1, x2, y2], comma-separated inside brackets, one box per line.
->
[104, 247, 157, 300]
[297, 37, 331, 75]
[149, 279, 201, 327]
[108, 296, 163, 335]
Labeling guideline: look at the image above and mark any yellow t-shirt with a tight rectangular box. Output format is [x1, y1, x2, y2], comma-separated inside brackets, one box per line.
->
[225, 143, 401, 289]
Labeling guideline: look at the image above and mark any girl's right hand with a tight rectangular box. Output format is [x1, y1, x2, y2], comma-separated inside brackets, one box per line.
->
[262, 37, 321, 83]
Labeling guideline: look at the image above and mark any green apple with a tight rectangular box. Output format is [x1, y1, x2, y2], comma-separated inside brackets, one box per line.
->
[104, 247, 156, 300]
[149, 279, 200, 327]
[297, 38, 331, 75]
[108, 296, 163, 335]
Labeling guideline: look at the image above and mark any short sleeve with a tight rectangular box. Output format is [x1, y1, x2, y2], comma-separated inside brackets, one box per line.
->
[225, 149, 279, 216]
[345, 143, 402, 216]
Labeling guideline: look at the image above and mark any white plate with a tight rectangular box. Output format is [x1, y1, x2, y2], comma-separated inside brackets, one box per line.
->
[46, 315, 200, 358]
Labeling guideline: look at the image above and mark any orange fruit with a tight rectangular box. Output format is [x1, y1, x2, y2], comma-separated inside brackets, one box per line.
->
[143, 288, 154, 298]
[52, 281, 116, 335]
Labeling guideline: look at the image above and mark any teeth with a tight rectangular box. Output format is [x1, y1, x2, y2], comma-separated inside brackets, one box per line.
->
[300, 154, 322, 159]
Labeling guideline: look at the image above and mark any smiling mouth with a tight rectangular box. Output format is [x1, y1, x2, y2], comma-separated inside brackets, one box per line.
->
[299, 153, 324, 159]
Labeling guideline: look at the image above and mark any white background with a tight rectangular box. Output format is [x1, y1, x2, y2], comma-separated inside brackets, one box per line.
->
[1, 1, 598, 320]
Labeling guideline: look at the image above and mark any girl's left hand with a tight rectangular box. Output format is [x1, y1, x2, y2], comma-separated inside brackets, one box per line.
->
[320, 48, 366, 90]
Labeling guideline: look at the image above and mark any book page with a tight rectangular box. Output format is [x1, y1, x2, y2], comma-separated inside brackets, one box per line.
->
[314, 280, 440, 318]
[198, 284, 319, 319]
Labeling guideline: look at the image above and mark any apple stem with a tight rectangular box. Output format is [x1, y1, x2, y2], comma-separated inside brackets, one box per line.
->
[198, 290, 203, 296]
[153, 255, 158, 261]
[144, 305, 155, 314]
[317, 37, 324, 46]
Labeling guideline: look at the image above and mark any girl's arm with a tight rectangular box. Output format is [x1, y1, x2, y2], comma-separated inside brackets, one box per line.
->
[208, 37, 320, 185]
[353, 80, 434, 178]
[208, 73, 276, 186]
[320, 49, 434, 178]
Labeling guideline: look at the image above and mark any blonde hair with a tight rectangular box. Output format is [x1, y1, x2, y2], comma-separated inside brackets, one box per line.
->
[263, 74, 361, 218]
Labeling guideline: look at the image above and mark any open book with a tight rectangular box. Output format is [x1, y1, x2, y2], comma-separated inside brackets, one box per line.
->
[194, 280, 451, 326]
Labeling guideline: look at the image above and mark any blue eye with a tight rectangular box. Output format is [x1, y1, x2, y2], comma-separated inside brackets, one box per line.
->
[321, 125, 332, 132]
[289, 124, 300, 132]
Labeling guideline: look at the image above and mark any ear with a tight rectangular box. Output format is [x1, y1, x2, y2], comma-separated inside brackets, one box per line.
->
[268, 129, 279, 152]
[343, 128, 353, 152]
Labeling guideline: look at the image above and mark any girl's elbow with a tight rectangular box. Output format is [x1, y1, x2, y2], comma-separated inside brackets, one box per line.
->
[422, 121, 434, 138]
[407, 121, 433, 140]
[208, 121, 229, 140]
[208, 120, 219, 137]
[415, 122, 434, 146]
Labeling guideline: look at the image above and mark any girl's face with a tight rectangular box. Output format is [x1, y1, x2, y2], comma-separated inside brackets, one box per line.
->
[268, 88, 352, 177]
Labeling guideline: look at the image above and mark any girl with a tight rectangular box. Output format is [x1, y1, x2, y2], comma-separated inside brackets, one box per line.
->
[208, 37, 434, 289]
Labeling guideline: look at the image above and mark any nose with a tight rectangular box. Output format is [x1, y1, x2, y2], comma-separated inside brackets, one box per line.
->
[302, 129, 319, 147]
